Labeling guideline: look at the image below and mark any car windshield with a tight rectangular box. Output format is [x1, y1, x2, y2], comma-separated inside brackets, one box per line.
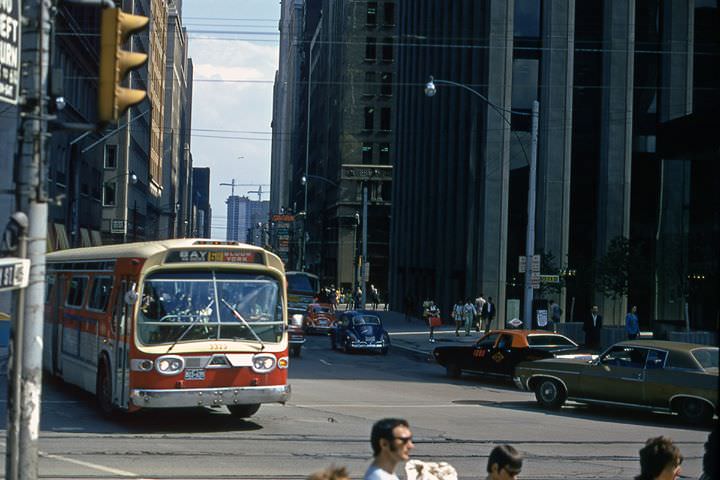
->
[137, 270, 284, 345]
[353, 315, 380, 326]
[691, 348, 719, 371]
[527, 334, 577, 347]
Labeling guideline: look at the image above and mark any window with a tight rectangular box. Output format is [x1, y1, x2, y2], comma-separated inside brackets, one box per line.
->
[380, 108, 391, 131]
[103, 182, 117, 206]
[362, 143, 373, 164]
[104, 144, 117, 169]
[527, 334, 577, 347]
[497, 334, 513, 349]
[88, 276, 113, 311]
[364, 107, 374, 130]
[691, 348, 718, 370]
[514, 0, 541, 37]
[379, 143, 390, 164]
[366, 2, 377, 26]
[46, 275, 56, 303]
[645, 349, 668, 370]
[383, 3, 395, 26]
[364, 71, 376, 96]
[365, 37, 376, 61]
[600, 346, 648, 369]
[380, 72, 392, 96]
[66, 276, 88, 307]
[476, 333, 500, 349]
[381, 38, 394, 62]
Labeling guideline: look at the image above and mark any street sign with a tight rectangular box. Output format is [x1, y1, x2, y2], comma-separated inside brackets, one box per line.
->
[531, 254, 541, 273]
[540, 274, 560, 283]
[341, 164, 393, 181]
[531, 272, 540, 290]
[362, 262, 370, 281]
[0, 0, 20, 105]
[0, 257, 30, 291]
[518, 256, 526, 273]
[111, 219, 127, 234]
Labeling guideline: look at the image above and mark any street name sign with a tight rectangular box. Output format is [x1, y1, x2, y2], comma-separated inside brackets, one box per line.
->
[540, 274, 560, 283]
[0, 257, 30, 291]
[0, 0, 21, 105]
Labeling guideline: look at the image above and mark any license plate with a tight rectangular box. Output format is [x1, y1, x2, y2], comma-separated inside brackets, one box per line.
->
[184, 369, 205, 380]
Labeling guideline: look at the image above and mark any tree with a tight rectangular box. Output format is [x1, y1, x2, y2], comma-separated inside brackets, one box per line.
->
[594, 236, 650, 321]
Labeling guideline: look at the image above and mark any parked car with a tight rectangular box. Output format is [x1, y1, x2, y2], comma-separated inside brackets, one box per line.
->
[433, 330, 593, 379]
[513, 340, 719, 424]
[304, 303, 337, 334]
[288, 313, 306, 357]
[330, 311, 390, 354]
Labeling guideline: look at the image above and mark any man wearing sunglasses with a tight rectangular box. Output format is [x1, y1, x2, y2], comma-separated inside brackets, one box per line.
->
[364, 418, 415, 480]
[486, 445, 523, 480]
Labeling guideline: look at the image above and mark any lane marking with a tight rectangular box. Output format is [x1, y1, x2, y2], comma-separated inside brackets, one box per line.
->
[319, 359, 332, 366]
[40, 452, 140, 477]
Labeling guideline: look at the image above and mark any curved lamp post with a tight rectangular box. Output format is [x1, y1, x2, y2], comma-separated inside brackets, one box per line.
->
[425, 76, 539, 330]
[299, 174, 339, 272]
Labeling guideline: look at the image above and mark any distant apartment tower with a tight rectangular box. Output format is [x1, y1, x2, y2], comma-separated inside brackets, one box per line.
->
[226, 197, 269, 243]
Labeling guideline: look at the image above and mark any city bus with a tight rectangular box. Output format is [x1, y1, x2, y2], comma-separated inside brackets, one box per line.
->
[43, 239, 292, 418]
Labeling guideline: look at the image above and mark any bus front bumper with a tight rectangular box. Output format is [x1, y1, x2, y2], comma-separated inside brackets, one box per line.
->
[130, 384, 291, 409]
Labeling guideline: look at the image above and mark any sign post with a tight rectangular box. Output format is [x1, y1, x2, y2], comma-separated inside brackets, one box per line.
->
[0, 0, 21, 105]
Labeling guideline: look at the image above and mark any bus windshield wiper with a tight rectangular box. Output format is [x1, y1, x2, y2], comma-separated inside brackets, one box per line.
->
[220, 299, 265, 350]
[165, 312, 203, 354]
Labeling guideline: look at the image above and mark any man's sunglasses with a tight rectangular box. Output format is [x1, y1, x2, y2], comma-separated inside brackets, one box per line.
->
[394, 436, 413, 444]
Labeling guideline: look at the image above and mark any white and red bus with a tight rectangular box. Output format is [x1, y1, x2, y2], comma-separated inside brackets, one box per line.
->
[43, 239, 292, 418]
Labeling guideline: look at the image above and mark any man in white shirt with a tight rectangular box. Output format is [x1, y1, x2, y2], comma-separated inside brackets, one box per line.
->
[364, 418, 415, 480]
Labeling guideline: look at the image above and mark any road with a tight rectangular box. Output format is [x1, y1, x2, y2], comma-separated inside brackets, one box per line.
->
[0, 334, 711, 479]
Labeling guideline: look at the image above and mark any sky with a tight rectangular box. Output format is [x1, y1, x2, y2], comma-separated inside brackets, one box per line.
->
[183, 0, 281, 238]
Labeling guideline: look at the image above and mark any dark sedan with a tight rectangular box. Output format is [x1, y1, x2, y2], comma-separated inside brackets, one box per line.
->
[330, 311, 390, 354]
[433, 330, 594, 379]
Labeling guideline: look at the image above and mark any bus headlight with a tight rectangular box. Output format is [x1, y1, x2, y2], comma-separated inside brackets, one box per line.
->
[252, 354, 276, 373]
[155, 355, 185, 376]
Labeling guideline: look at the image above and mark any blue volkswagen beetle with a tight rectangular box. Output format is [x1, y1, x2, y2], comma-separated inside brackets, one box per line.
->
[330, 310, 390, 354]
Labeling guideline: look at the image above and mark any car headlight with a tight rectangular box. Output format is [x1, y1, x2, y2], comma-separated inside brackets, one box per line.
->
[252, 354, 277, 373]
[155, 355, 185, 376]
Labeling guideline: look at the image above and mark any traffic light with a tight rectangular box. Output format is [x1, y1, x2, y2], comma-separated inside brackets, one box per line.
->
[98, 8, 149, 123]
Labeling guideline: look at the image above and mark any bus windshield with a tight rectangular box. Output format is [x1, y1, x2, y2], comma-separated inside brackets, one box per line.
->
[137, 270, 284, 345]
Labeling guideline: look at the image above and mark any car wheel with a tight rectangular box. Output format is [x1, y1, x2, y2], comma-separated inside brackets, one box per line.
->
[290, 345, 301, 357]
[534, 378, 566, 409]
[330, 335, 336, 350]
[228, 404, 261, 418]
[381, 346, 389, 355]
[678, 398, 713, 425]
[446, 363, 461, 379]
[343, 339, 352, 354]
[96, 359, 114, 417]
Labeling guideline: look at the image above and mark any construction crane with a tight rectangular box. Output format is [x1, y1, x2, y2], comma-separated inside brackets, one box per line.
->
[247, 185, 270, 202]
[219, 179, 270, 200]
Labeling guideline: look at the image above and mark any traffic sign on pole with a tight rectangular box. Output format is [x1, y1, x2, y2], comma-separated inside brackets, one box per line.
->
[0, 257, 30, 291]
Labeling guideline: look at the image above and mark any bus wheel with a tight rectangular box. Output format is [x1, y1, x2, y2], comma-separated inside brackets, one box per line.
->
[96, 360, 114, 416]
[228, 404, 261, 418]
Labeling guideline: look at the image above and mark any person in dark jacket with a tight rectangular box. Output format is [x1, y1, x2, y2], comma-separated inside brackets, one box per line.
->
[583, 305, 603, 349]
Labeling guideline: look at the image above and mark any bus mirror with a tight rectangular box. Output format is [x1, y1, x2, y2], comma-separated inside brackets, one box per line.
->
[124, 286, 139, 305]
[290, 314, 303, 327]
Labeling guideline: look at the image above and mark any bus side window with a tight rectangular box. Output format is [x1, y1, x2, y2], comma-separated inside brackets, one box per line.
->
[45, 275, 56, 304]
[66, 276, 89, 307]
[88, 276, 113, 312]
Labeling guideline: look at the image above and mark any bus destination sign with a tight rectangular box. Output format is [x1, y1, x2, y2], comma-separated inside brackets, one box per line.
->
[166, 250, 263, 264]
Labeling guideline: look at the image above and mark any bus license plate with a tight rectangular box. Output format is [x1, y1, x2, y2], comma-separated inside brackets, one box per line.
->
[184, 369, 205, 381]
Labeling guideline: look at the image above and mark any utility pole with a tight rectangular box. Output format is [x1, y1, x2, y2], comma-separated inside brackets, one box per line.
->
[360, 184, 368, 309]
[523, 100, 540, 330]
[7, 0, 51, 478]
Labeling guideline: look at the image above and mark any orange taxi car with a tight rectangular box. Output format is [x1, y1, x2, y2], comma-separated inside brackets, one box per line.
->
[304, 303, 337, 334]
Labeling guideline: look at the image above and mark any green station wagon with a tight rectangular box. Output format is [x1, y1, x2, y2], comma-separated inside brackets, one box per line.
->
[513, 340, 718, 424]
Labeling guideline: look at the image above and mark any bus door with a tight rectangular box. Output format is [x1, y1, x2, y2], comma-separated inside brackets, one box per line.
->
[111, 278, 132, 409]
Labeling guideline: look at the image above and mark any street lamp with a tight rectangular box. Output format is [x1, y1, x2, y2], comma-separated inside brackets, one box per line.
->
[425, 76, 539, 330]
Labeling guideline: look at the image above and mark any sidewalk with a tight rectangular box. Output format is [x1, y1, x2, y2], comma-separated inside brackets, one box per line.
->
[350, 307, 480, 357]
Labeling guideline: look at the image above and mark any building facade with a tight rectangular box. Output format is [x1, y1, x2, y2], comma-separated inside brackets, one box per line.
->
[390, 0, 719, 331]
[276, 0, 397, 295]
[192, 166, 212, 238]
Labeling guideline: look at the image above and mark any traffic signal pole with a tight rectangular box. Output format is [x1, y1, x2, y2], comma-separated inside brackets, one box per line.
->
[6, 1, 52, 478]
